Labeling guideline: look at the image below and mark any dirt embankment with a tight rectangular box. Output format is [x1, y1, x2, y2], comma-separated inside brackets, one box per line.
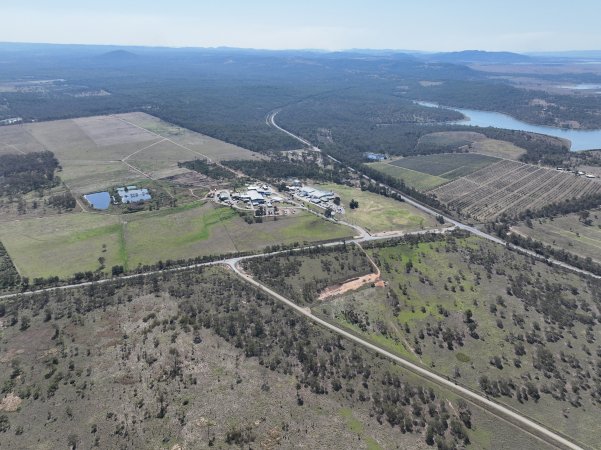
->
[318, 272, 382, 300]
[318, 245, 385, 300]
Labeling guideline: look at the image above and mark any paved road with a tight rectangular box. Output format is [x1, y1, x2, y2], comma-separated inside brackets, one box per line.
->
[0, 225, 452, 301]
[267, 110, 601, 281]
[226, 259, 582, 450]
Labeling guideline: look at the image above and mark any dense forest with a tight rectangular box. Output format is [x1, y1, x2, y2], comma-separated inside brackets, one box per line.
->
[178, 159, 236, 180]
[276, 91, 572, 166]
[0, 151, 60, 195]
[0, 241, 20, 289]
[222, 155, 350, 184]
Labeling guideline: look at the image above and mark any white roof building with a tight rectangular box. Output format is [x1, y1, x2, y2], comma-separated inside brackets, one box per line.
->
[117, 186, 151, 204]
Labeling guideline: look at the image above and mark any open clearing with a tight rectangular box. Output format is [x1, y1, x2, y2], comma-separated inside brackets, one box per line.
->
[429, 159, 601, 221]
[416, 131, 487, 151]
[0, 112, 263, 194]
[320, 183, 440, 234]
[0, 203, 353, 278]
[513, 210, 601, 263]
[0, 213, 124, 279]
[469, 139, 526, 160]
[417, 131, 527, 160]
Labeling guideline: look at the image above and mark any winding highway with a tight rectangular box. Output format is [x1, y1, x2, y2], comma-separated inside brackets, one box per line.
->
[267, 109, 601, 281]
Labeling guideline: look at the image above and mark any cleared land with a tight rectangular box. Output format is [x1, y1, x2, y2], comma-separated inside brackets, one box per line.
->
[417, 131, 527, 160]
[320, 183, 440, 234]
[0, 213, 124, 278]
[513, 210, 601, 263]
[0, 203, 353, 278]
[416, 131, 487, 151]
[0, 112, 263, 195]
[469, 139, 526, 160]
[245, 234, 601, 449]
[429, 159, 601, 222]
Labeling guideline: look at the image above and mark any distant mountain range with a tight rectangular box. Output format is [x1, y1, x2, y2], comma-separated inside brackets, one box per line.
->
[1, 42, 600, 65]
[417, 50, 533, 64]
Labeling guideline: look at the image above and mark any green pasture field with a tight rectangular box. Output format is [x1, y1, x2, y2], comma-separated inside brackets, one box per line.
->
[389, 153, 499, 179]
[0, 203, 353, 278]
[0, 213, 124, 279]
[320, 183, 440, 233]
[367, 162, 449, 191]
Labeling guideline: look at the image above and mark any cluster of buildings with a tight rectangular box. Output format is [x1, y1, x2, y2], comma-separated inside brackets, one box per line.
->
[290, 184, 345, 216]
[556, 167, 597, 178]
[116, 186, 152, 204]
[296, 186, 336, 204]
[217, 184, 284, 207]
[0, 117, 22, 126]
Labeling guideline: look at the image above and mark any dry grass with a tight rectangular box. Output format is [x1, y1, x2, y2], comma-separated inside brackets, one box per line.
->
[0, 112, 264, 195]
[470, 139, 526, 160]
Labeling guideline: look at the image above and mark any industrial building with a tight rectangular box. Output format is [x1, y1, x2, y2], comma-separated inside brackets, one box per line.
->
[298, 186, 335, 203]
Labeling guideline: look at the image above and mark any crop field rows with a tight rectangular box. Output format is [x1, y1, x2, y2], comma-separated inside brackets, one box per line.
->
[429, 160, 601, 221]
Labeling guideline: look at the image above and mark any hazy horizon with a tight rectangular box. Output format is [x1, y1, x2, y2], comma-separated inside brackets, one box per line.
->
[3, 0, 601, 53]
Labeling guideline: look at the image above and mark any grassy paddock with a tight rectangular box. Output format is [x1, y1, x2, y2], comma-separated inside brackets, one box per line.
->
[368, 162, 449, 191]
[0, 202, 354, 278]
[320, 183, 440, 234]
[389, 153, 499, 179]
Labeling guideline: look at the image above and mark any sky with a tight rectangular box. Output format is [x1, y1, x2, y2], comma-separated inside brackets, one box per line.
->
[2, 0, 600, 52]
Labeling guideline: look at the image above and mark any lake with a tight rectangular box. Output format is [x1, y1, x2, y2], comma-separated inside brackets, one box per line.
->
[558, 84, 601, 90]
[83, 191, 111, 210]
[416, 101, 601, 151]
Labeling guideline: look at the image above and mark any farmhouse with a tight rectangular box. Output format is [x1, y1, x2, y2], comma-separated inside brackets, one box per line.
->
[364, 152, 386, 161]
[117, 186, 151, 204]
